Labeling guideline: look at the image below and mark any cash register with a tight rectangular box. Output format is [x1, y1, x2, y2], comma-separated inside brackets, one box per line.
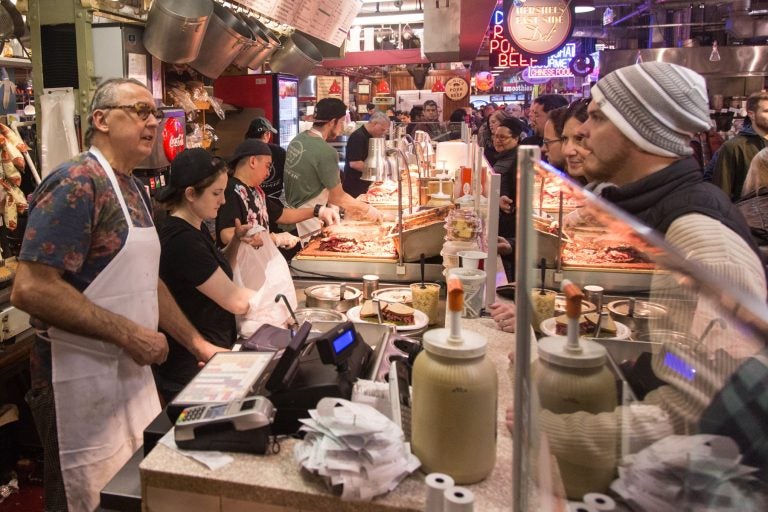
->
[164, 321, 373, 438]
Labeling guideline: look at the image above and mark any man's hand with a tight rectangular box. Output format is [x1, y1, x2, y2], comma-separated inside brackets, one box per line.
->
[497, 236, 513, 256]
[196, 343, 230, 368]
[488, 301, 516, 333]
[365, 204, 384, 223]
[318, 205, 340, 226]
[273, 232, 300, 249]
[122, 326, 169, 366]
[500, 195, 513, 214]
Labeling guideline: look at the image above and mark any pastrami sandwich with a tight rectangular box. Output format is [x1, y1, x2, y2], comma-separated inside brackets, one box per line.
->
[360, 300, 415, 326]
[554, 312, 617, 337]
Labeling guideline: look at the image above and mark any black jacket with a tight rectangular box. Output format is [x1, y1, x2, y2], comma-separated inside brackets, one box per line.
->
[493, 148, 518, 238]
[601, 157, 762, 259]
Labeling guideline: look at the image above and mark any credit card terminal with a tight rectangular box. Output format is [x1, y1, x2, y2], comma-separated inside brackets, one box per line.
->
[174, 396, 275, 454]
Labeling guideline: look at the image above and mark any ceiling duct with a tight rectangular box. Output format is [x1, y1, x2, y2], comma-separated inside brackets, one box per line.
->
[726, 0, 768, 39]
[423, 0, 497, 61]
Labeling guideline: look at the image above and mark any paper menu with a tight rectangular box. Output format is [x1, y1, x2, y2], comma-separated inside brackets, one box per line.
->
[235, 0, 362, 47]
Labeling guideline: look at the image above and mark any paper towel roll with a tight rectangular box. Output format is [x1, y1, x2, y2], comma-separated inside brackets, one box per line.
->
[567, 501, 598, 512]
[425, 473, 454, 512]
[583, 493, 616, 511]
[443, 486, 474, 512]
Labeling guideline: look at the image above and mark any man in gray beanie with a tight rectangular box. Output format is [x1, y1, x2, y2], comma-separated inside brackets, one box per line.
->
[578, 62, 765, 279]
[530, 62, 768, 500]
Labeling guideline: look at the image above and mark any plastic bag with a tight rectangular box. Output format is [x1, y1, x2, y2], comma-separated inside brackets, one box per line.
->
[233, 232, 297, 338]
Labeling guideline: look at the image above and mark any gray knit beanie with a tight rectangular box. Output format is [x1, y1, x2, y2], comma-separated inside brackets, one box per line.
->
[591, 62, 711, 157]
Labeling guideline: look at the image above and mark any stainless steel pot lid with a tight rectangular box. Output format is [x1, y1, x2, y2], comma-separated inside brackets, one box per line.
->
[607, 300, 667, 319]
[371, 287, 412, 304]
[294, 308, 347, 323]
[305, 284, 361, 301]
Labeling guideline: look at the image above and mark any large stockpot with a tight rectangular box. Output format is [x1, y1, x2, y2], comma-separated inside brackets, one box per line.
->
[268, 32, 322, 78]
[236, 16, 281, 70]
[232, 15, 270, 69]
[607, 299, 667, 335]
[190, 3, 252, 79]
[304, 284, 361, 312]
[143, 0, 213, 64]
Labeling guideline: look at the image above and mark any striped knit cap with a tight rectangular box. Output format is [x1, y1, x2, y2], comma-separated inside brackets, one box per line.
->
[591, 62, 710, 157]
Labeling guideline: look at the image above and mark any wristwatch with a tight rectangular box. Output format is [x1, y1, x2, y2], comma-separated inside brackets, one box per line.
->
[313, 204, 322, 217]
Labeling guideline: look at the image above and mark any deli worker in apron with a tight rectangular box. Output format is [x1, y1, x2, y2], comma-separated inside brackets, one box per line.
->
[12, 79, 222, 511]
[282, 98, 386, 237]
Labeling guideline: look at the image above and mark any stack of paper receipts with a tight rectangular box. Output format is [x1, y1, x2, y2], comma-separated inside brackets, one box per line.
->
[294, 397, 420, 501]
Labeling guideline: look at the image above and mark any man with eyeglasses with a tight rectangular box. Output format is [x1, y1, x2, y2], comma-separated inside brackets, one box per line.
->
[12, 78, 220, 511]
[541, 106, 568, 170]
[521, 93, 569, 147]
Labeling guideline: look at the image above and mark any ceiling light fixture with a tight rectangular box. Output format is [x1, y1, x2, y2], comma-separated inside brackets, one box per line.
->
[575, 6, 596, 14]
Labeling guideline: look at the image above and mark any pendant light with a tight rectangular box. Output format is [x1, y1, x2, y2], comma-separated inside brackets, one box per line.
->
[376, 78, 391, 95]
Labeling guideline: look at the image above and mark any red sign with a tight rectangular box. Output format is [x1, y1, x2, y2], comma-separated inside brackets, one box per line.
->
[162, 118, 184, 162]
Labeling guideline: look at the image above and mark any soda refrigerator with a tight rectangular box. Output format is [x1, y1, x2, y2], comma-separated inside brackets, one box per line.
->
[214, 73, 299, 149]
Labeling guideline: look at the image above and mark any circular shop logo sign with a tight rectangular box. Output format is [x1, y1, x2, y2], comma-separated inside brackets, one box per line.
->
[507, 0, 574, 56]
[444, 77, 469, 101]
[162, 117, 185, 162]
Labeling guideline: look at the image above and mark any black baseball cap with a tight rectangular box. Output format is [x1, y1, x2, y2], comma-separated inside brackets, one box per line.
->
[245, 117, 277, 138]
[229, 139, 272, 169]
[156, 148, 225, 202]
[314, 98, 347, 121]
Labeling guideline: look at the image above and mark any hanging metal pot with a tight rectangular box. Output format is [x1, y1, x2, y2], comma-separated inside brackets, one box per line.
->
[233, 15, 275, 70]
[268, 32, 322, 78]
[143, 0, 213, 64]
[190, 3, 252, 79]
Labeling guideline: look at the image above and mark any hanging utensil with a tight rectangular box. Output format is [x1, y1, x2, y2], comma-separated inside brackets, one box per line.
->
[420, 253, 426, 289]
[274, 293, 298, 326]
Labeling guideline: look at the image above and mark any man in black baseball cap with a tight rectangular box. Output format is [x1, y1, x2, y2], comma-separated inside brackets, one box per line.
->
[244, 117, 286, 201]
[282, 98, 385, 237]
[217, 138, 339, 256]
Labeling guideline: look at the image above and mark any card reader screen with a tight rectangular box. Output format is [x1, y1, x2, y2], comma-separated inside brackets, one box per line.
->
[333, 329, 355, 354]
[205, 404, 228, 419]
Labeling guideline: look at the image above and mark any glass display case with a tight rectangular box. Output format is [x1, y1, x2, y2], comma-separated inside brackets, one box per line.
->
[512, 146, 768, 511]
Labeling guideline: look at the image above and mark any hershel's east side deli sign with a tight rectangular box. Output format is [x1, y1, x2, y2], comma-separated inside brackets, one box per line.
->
[501, 0, 574, 58]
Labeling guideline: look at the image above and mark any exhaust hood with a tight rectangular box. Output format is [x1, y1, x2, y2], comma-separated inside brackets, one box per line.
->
[423, 0, 498, 61]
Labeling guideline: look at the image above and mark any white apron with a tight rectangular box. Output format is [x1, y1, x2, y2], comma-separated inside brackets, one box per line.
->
[294, 188, 329, 237]
[49, 146, 161, 512]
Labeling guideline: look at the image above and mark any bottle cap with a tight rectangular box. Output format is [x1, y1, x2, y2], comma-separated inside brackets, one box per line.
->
[422, 328, 486, 359]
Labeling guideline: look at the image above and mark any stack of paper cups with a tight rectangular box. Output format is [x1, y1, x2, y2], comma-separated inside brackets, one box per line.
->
[444, 486, 474, 512]
[425, 473, 455, 512]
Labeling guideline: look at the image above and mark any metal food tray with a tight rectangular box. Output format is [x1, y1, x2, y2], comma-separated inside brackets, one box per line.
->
[387, 205, 453, 262]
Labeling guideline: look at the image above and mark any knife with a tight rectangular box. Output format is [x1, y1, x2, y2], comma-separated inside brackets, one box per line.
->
[299, 228, 324, 246]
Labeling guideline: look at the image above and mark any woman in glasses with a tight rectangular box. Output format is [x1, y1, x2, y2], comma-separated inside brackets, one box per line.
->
[154, 148, 258, 402]
[491, 117, 527, 279]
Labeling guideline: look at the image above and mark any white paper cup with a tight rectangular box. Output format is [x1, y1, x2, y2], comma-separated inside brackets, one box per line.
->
[457, 250, 488, 270]
[447, 268, 486, 318]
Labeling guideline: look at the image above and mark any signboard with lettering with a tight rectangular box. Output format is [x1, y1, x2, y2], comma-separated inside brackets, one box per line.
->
[444, 77, 469, 101]
[489, 7, 540, 68]
[373, 96, 395, 105]
[527, 43, 576, 79]
[501, 0, 574, 58]
[317, 76, 349, 105]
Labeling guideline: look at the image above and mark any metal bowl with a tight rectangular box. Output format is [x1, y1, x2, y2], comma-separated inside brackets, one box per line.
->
[304, 284, 361, 312]
[293, 308, 347, 325]
[607, 299, 667, 333]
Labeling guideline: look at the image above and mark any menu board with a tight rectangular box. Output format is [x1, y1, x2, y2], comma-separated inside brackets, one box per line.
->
[235, 0, 362, 47]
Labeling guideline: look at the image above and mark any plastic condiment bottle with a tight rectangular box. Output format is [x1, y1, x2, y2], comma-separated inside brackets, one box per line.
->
[533, 279, 618, 498]
[411, 277, 497, 484]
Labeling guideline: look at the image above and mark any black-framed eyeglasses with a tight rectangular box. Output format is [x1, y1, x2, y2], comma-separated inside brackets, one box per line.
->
[101, 102, 164, 121]
[543, 138, 562, 148]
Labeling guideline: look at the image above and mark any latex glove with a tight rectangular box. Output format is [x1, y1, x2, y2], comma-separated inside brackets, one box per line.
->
[318, 205, 340, 226]
[365, 204, 384, 223]
[272, 231, 300, 249]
